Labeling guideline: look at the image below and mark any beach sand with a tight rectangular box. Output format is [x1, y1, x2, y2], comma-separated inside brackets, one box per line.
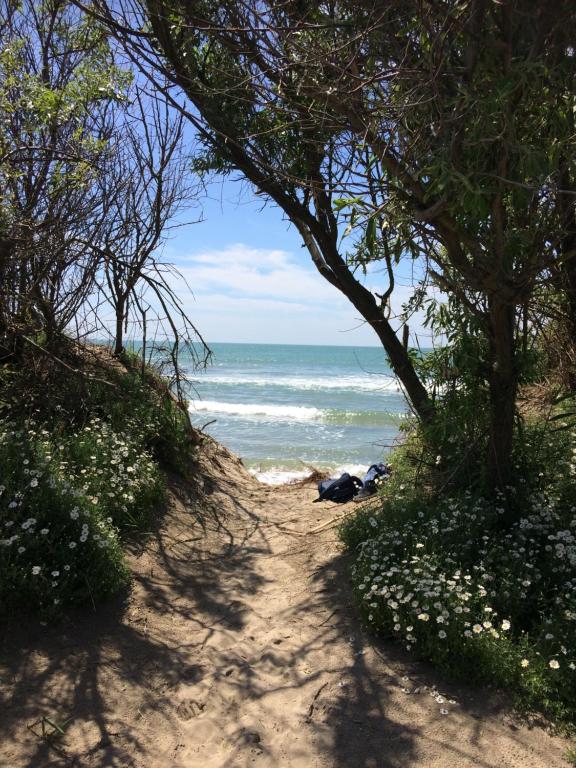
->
[0, 436, 569, 767]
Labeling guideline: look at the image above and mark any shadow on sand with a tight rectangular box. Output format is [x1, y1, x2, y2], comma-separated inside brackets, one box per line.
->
[0, 470, 560, 767]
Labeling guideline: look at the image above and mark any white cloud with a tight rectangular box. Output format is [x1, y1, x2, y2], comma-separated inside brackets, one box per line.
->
[185, 245, 289, 270]
[175, 243, 344, 307]
[155, 243, 437, 346]
[181, 292, 314, 315]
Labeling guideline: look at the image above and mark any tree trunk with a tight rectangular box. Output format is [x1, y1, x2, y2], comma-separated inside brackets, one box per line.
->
[114, 296, 125, 356]
[486, 296, 517, 491]
[561, 256, 576, 382]
[371, 317, 434, 423]
[0, 237, 14, 357]
[301, 225, 435, 425]
[557, 158, 576, 388]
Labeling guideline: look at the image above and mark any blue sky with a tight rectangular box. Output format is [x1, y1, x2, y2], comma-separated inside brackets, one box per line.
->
[161, 175, 433, 347]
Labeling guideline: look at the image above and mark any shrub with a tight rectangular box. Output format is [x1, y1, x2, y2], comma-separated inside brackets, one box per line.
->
[1, 343, 197, 476]
[0, 414, 163, 617]
[0, 342, 200, 618]
[53, 416, 164, 529]
[340, 424, 576, 728]
[95, 367, 195, 475]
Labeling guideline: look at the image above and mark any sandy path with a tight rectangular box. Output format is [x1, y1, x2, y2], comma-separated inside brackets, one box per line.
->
[0, 443, 570, 767]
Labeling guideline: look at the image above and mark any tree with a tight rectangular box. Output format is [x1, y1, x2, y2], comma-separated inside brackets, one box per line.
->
[98, 0, 576, 489]
[93, 0, 434, 425]
[0, 0, 125, 353]
[0, 0, 209, 392]
[98, 92, 196, 356]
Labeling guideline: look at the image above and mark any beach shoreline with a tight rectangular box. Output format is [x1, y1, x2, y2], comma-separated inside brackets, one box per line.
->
[184, 342, 406, 474]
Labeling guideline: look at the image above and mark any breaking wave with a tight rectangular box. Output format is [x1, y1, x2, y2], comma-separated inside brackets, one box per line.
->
[189, 400, 406, 426]
[191, 373, 400, 393]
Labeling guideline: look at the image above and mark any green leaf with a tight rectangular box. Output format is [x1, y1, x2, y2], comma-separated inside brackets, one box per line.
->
[365, 217, 376, 253]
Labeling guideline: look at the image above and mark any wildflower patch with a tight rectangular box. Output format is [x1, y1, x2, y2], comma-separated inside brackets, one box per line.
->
[341, 489, 576, 727]
[0, 416, 163, 616]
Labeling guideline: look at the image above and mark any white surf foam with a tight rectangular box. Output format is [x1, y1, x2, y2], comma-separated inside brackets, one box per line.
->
[191, 374, 401, 393]
[190, 400, 324, 421]
[250, 463, 369, 486]
[332, 463, 369, 478]
[250, 468, 311, 485]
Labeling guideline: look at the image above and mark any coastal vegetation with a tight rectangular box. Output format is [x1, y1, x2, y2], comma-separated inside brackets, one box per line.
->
[2, 0, 576, 742]
[104, 0, 576, 489]
[98, 0, 576, 728]
[340, 418, 576, 727]
[0, 343, 200, 615]
[0, 0, 206, 616]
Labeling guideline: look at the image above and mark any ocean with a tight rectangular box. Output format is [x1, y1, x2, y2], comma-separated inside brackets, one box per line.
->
[181, 342, 408, 484]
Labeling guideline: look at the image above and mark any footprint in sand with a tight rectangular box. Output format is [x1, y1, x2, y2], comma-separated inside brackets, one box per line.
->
[176, 699, 206, 720]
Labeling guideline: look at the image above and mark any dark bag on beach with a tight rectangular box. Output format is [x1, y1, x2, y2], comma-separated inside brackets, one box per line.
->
[313, 472, 363, 504]
[353, 462, 390, 501]
[362, 463, 390, 490]
[362, 462, 390, 487]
